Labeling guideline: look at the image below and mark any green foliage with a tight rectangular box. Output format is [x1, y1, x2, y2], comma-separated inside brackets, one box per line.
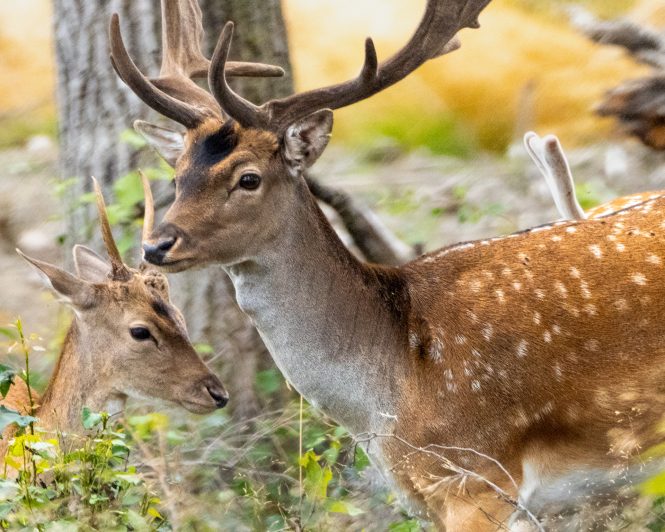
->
[0, 320, 166, 530]
[574, 182, 603, 210]
[0, 414, 166, 530]
[358, 111, 476, 158]
[451, 185, 505, 224]
[0, 366, 16, 399]
[0, 406, 36, 434]
[0, 114, 57, 149]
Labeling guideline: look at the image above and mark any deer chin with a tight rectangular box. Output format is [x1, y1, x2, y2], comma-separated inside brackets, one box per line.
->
[178, 398, 219, 414]
[150, 256, 201, 273]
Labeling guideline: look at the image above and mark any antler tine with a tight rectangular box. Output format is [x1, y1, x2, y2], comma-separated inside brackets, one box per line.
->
[91, 177, 132, 281]
[139, 171, 155, 243]
[160, 0, 284, 80]
[209, 22, 265, 129]
[110, 14, 210, 128]
[209, 0, 492, 132]
[111, 0, 285, 129]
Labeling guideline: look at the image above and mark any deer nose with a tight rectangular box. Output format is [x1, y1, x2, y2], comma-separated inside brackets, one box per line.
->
[206, 380, 229, 409]
[143, 237, 177, 264]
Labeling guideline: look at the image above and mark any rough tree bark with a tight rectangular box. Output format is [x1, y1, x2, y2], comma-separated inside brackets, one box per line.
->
[54, 0, 293, 419]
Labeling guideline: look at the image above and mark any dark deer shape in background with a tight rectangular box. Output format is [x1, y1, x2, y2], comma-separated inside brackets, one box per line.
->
[111, 0, 665, 529]
[2, 174, 227, 461]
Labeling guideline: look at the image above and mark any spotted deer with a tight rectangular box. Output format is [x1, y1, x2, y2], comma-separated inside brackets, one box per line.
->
[111, 0, 665, 529]
[1, 175, 227, 460]
[525, 131, 664, 220]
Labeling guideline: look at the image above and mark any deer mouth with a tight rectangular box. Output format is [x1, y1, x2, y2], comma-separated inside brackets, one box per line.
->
[179, 398, 220, 414]
[152, 257, 200, 273]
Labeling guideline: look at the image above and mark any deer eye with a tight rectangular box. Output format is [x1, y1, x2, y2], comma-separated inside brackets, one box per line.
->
[238, 173, 261, 190]
[129, 327, 152, 341]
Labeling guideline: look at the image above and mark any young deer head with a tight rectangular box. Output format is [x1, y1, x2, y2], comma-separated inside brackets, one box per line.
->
[14, 175, 227, 431]
[110, 0, 491, 269]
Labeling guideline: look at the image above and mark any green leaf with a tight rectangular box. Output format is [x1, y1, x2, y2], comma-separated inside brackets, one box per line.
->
[354, 445, 371, 471]
[195, 343, 214, 354]
[256, 368, 283, 395]
[388, 519, 423, 532]
[120, 128, 147, 149]
[327, 500, 365, 516]
[642, 470, 665, 496]
[0, 364, 16, 398]
[0, 327, 16, 340]
[81, 407, 103, 429]
[0, 479, 19, 501]
[0, 405, 37, 432]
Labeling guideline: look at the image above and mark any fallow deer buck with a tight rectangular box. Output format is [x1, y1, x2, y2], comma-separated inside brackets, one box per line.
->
[1, 175, 227, 460]
[112, 0, 665, 528]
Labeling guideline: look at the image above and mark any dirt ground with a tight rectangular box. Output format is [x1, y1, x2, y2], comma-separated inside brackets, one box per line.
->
[1, 136, 664, 343]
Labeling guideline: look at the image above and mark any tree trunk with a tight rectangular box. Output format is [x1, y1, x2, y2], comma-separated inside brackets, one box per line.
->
[54, 0, 293, 419]
[54, 0, 162, 246]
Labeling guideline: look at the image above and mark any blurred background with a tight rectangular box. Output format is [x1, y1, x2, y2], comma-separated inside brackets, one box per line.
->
[1, 0, 665, 529]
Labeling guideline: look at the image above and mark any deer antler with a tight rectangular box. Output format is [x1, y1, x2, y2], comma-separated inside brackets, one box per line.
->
[110, 0, 285, 128]
[140, 171, 155, 243]
[524, 132, 585, 221]
[208, 0, 492, 132]
[91, 177, 132, 281]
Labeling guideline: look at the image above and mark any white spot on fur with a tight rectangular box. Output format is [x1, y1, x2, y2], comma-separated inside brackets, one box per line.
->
[516, 340, 528, 358]
[614, 299, 628, 311]
[533, 311, 541, 325]
[585, 339, 600, 352]
[616, 243, 626, 252]
[566, 226, 577, 233]
[482, 324, 494, 341]
[495, 289, 506, 303]
[584, 303, 597, 316]
[469, 279, 482, 293]
[512, 281, 522, 291]
[647, 254, 662, 266]
[408, 332, 420, 349]
[471, 380, 481, 392]
[551, 235, 562, 242]
[534, 289, 545, 299]
[631, 273, 647, 285]
[429, 337, 444, 363]
[454, 334, 467, 345]
[589, 244, 602, 258]
[543, 331, 552, 343]
[569, 267, 581, 279]
[554, 281, 567, 298]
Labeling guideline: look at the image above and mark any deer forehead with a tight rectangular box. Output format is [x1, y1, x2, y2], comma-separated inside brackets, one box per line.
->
[180, 120, 279, 177]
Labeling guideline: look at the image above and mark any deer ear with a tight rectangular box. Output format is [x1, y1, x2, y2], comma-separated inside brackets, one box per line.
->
[73, 245, 111, 283]
[282, 109, 333, 174]
[17, 249, 96, 309]
[134, 120, 185, 168]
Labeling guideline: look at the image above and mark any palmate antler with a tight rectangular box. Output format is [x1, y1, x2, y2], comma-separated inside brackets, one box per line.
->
[208, 0, 491, 132]
[112, 0, 492, 132]
[109, 0, 284, 128]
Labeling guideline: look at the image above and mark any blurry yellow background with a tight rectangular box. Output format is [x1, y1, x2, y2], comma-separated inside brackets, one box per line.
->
[1, 0, 664, 152]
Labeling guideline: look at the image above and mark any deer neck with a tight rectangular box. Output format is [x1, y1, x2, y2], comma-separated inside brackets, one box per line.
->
[226, 183, 410, 435]
[37, 323, 125, 433]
